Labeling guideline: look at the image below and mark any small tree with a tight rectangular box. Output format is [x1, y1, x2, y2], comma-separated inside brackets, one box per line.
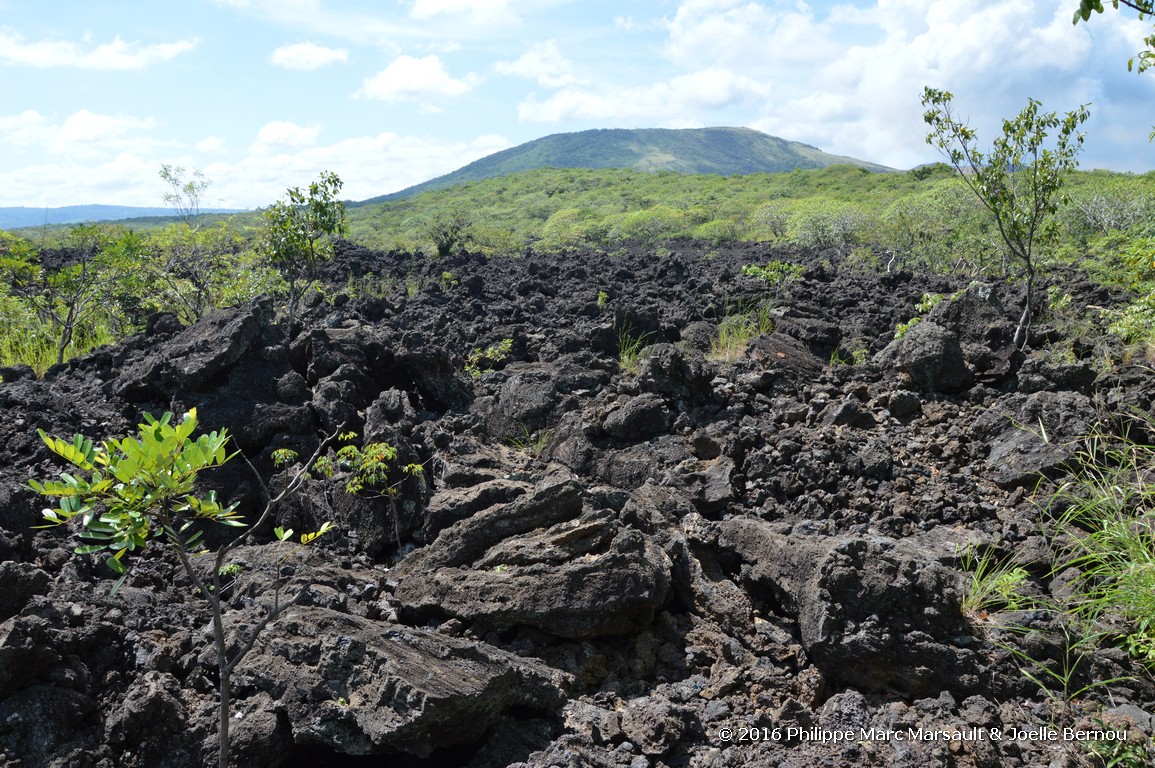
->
[921, 88, 1090, 348]
[155, 166, 237, 322]
[160, 164, 212, 232]
[30, 410, 335, 768]
[424, 209, 472, 257]
[260, 171, 347, 326]
[2, 224, 126, 365]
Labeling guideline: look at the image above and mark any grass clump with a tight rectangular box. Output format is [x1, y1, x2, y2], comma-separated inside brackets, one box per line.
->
[509, 425, 552, 458]
[617, 327, 652, 375]
[958, 542, 1032, 620]
[963, 414, 1155, 742]
[708, 304, 774, 361]
[1045, 420, 1155, 665]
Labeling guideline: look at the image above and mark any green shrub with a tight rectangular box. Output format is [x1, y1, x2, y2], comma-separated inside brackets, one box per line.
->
[693, 218, 743, 246]
[741, 260, 804, 296]
[465, 338, 513, 379]
[260, 171, 347, 325]
[786, 199, 870, 251]
[607, 205, 688, 247]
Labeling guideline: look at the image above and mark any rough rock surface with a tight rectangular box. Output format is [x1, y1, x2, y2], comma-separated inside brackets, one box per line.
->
[2, 241, 1153, 767]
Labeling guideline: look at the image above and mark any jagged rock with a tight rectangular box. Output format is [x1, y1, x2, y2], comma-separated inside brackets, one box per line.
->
[824, 397, 876, 428]
[667, 519, 753, 636]
[394, 501, 671, 638]
[769, 308, 842, 351]
[875, 320, 972, 393]
[0, 561, 50, 622]
[718, 518, 973, 695]
[114, 305, 264, 399]
[603, 393, 671, 442]
[971, 390, 1096, 489]
[620, 696, 689, 756]
[885, 388, 922, 418]
[238, 608, 570, 757]
[418, 477, 531, 543]
[636, 343, 711, 398]
[1016, 355, 1097, 395]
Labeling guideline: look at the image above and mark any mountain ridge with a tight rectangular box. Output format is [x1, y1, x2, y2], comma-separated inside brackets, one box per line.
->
[357, 126, 895, 205]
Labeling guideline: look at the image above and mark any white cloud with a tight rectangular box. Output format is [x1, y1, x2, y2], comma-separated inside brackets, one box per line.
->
[0, 152, 164, 207]
[251, 121, 320, 154]
[0, 109, 158, 159]
[196, 136, 227, 153]
[410, 0, 516, 23]
[495, 40, 583, 87]
[665, 0, 835, 70]
[518, 67, 771, 123]
[0, 123, 512, 208]
[270, 41, 348, 70]
[358, 55, 481, 103]
[659, 0, 1155, 170]
[0, 27, 197, 70]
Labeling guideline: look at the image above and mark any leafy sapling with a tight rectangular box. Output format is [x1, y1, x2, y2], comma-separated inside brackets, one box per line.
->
[30, 409, 336, 768]
[921, 88, 1089, 349]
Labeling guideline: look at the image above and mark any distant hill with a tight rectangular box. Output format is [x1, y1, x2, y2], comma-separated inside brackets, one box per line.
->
[358, 127, 895, 204]
[0, 205, 241, 230]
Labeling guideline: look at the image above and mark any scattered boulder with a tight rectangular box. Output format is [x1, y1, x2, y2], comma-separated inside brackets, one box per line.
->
[239, 608, 570, 757]
[971, 390, 1096, 489]
[875, 320, 972, 393]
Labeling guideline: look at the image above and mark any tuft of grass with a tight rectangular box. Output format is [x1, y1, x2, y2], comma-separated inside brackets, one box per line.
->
[968, 413, 1155, 733]
[708, 303, 774, 361]
[509, 426, 552, 458]
[1045, 418, 1155, 665]
[617, 327, 651, 375]
[958, 542, 1032, 621]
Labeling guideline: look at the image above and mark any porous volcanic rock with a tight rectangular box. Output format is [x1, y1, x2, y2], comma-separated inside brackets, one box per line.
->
[3, 240, 1154, 768]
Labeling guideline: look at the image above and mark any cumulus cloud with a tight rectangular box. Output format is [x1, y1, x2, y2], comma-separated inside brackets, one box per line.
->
[0, 109, 158, 158]
[518, 67, 771, 123]
[358, 55, 481, 103]
[0, 122, 511, 208]
[270, 41, 348, 70]
[0, 27, 197, 70]
[0, 153, 164, 207]
[251, 121, 320, 155]
[495, 40, 582, 87]
[661, 0, 1155, 170]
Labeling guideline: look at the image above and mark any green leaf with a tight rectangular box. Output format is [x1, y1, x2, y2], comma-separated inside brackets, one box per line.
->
[300, 520, 334, 545]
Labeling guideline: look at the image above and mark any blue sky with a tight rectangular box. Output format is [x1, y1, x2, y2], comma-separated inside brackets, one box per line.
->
[1, 0, 1152, 208]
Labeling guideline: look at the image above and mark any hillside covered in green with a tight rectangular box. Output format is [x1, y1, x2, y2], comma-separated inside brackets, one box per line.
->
[360, 127, 895, 203]
[346, 164, 1154, 272]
